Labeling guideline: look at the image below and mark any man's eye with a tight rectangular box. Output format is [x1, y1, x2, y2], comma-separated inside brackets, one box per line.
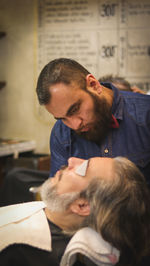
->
[68, 104, 80, 116]
[72, 106, 79, 113]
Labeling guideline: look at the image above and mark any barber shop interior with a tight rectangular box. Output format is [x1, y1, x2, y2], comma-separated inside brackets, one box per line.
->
[0, 1, 150, 266]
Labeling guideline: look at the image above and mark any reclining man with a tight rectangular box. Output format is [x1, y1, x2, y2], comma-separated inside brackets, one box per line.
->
[0, 156, 150, 266]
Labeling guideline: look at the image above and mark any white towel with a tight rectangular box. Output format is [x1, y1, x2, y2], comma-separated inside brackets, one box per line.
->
[0, 201, 51, 252]
[60, 227, 120, 266]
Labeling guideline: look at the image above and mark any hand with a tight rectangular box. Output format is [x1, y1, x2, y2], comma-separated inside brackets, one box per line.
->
[131, 86, 146, 94]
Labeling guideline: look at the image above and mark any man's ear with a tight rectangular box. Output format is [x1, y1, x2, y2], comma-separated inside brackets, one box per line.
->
[86, 74, 102, 94]
[70, 198, 90, 216]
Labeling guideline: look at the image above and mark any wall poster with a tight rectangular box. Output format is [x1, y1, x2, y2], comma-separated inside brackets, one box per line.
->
[36, 0, 150, 122]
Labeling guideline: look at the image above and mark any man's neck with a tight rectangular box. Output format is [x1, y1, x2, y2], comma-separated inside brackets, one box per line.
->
[44, 207, 84, 233]
[101, 85, 114, 107]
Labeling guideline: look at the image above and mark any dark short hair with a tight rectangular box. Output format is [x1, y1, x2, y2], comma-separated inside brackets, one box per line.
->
[36, 58, 90, 105]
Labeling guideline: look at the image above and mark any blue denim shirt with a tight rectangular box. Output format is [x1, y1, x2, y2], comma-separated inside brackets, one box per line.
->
[49, 84, 150, 184]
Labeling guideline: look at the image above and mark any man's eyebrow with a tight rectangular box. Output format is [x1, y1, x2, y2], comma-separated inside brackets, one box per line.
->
[54, 116, 64, 120]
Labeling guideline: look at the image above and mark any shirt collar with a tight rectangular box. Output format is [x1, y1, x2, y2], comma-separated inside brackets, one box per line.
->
[111, 114, 119, 128]
[101, 82, 124, 121]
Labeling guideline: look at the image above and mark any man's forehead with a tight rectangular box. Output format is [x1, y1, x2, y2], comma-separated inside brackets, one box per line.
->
[50, 83, 88, 104]
[50, 82, 80, 93]
[90, 157, 114, 180]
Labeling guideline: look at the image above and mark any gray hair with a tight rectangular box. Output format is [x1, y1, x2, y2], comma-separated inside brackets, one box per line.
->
[99, 74, 132, 91]
[81, 157, 150, 266]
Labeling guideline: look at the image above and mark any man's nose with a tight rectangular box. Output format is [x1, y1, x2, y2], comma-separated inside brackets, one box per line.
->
[67, 157, 84, 170]
[67, 117, 83, 130]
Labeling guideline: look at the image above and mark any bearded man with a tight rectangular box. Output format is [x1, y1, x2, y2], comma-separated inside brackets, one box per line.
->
[36, 58, 150, 184]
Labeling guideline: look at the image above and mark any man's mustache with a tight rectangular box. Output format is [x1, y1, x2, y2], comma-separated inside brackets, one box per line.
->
[75, 122, 94, 133]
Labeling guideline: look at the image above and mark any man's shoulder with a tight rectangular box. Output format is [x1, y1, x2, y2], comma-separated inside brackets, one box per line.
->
[120, 92, 150, 123]
[51, 120, 71, 143]
[0, 201, 51, 253]
[121, 90, 150, 105]
[0, 201, 46, 227]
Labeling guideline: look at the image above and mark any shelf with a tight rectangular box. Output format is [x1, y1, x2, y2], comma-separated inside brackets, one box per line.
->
[0, 32, 6, 39]
[0, 82, 6, 90]
[0, 139, 36, 158]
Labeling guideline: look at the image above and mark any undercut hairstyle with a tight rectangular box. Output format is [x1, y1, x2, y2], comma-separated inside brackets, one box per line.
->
[36, 58, 90, 105]
[79, 157, 150, 266]
[99, 74, 132, 91]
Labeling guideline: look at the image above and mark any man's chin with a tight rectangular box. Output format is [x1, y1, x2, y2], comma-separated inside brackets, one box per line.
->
[75, 129, 96, 142]
[76, 126, 110, 144]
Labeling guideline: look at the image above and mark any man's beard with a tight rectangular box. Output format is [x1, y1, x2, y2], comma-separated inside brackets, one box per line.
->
[40, 178, 80, 212]
[76, 92, 112, 144]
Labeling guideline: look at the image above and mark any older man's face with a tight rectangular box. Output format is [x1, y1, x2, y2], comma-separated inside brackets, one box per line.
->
[41, 157, 114, 212]
[49, 157, 114, 195]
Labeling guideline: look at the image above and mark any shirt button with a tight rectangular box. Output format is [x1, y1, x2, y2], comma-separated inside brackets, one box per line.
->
[104, 148, 109, 154]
